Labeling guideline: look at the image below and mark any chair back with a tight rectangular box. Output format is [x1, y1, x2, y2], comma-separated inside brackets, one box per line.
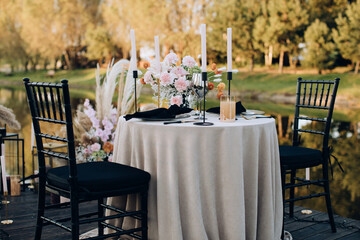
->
[293, 77, 340, 154]
[23, 78, 77, 185]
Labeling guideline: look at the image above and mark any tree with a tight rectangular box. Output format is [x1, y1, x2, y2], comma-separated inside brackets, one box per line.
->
[266, 0, 309, 73]
[333, 0, 360, 74]
[307, 0, 348, 29]
[0, 0, 28, 72]
[304, 19, 336, 74]
[208, 0, 261, 71]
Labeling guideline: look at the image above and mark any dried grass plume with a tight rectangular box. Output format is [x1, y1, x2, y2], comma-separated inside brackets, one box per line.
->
[0, 104, 21, 130]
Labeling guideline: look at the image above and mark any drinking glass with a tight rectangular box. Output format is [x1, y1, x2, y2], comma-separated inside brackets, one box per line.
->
[191, 73, 208, 119]
[220, 95, 236, 122]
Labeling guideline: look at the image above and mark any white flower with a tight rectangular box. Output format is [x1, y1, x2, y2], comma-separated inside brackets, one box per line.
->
[232, 69, 239, 73]
[182, 56, 197, 68]
[171, 66, 188, 77]
[144, 71, 154, 84]
[164, 53, 179, 65]
[213, 78, 222, 82]
[218, 67, 226, 71]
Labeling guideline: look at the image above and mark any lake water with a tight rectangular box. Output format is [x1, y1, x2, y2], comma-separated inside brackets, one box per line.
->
[1, 87, 359, 221]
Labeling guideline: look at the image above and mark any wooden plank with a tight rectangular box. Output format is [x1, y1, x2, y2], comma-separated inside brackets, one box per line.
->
[337, 231, 360, 240]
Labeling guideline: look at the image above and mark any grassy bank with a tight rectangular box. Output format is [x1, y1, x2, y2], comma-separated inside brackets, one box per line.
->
[1, 68, 359, 121]
[1, 68, 358, 98]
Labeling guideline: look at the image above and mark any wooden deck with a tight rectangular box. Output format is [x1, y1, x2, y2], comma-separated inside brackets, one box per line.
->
[1, 190, 360, 239]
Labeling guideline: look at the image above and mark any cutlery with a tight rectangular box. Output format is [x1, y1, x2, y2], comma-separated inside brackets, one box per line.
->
[240, 114, 254, 120]
[164, 120, 197, 125]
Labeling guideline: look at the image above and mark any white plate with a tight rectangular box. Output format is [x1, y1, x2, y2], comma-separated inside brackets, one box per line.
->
[244, 109, 265, 115]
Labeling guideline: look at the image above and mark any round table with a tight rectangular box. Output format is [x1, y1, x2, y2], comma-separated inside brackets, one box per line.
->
[109, 114, 283, 240]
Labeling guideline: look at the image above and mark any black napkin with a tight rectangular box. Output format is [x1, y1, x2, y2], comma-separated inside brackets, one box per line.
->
[124, 105, 193, 121]
[206, 101, 246, 114]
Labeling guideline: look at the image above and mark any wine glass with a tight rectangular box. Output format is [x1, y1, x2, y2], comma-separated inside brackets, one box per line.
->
[191, 73, 208, 119]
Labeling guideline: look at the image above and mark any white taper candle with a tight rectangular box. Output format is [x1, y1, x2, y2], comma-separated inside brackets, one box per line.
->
[154, 36, 160, 73]
[200, 24, 207, 72]
[130, 29, 137, 70]
[1, 144, 7, 193]
[227, 28, 232, 71]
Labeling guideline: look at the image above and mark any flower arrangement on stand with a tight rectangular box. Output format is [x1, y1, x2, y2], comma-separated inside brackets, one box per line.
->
[74, 58, 142, 162]
[141, 52, 226, 108]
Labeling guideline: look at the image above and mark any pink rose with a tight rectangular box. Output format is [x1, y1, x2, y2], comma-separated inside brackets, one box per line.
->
[90, 143, 101, 152]
[171, 67, 188, 77]
[182, 56, 197, 68]
[160, 72, 175, 86]
[174, 77, 188, 92]
[164, 53, 179, 65]
[170, 95, 183, 107]
[144, 71, 154, 85]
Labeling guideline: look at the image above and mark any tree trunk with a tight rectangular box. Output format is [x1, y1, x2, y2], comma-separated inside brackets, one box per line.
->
[54, 58, 58, 70]
[248, 55, 254, 72]
[269, 45, 273, 66]
[278, 50, 284, 73]
[355, 60, 359, 74]
[318, 68, 322, 74]
[64, 51, 72, 70]
[24, 60, 29, 72]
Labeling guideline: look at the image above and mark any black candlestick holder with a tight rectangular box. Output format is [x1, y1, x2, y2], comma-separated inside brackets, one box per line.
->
[227, 71, 232, 96]
[194, 72, 213, 126]
[133, 70, 138, 112]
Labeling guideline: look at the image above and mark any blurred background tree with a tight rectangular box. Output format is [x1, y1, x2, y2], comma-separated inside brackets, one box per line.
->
[0, 0, 359, 74]
[304, 19, 336, 74]
[333, 0, 360, 74]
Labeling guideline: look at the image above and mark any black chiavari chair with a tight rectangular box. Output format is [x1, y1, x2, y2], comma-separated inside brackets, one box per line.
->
[24, 78, 150, 240]
[280, 77, 340, 234]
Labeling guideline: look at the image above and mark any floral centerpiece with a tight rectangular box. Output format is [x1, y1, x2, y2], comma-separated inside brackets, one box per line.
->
[74, 58, 142, 162]
[75, 99, 117, 162]
[141, 53, 226, 108]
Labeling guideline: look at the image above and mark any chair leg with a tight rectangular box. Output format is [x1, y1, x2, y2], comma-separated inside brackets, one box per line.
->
[280, 167, 286, 240]
[70, 193, 80, 240]
[289, 169, 296, 218]
[141, 190, 148, 240]
[323, 167, 336, 232]
[34, 178, 46, 240]
[98, 198, 104, 236]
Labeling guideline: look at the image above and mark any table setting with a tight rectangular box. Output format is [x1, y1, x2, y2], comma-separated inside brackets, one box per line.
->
[104, 23, 283, 240]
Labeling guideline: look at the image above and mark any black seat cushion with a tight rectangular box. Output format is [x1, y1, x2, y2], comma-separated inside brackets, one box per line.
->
[47, 161, 150, 193]
[280, 145, 323, 169]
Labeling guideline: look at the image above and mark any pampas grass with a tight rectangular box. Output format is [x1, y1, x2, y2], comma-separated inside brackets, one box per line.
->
[118, 56, 142, 117]
[95, 59, 135, 122]
[0, 104, 21, 130]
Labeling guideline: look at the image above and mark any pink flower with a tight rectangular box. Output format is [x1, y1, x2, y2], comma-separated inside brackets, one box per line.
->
[164, 53, 179, 65]
[90, 143, 101, 152]
[171, 67, 188, 77]
[102, 117, 114, 131]
[170, 95, 183, 107]
[182, 56, 197, 68]
[144, 71, 154, 85]
[174, 77, 188, 92]
[84, 147, 91, 156]
[160, 72, 175, 86]
[84, 99, 90, 107]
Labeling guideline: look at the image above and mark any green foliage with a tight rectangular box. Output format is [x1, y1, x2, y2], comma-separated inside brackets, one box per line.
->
[333, 0, 360, 73]
[304, 19, 337, 73]
[208, 0, 261, 71]
[307, 0, 348, 29]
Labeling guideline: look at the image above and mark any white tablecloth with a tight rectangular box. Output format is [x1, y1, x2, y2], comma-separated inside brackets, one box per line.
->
[109, 114, 283, 240]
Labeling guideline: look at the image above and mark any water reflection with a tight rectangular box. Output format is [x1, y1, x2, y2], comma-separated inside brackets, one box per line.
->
[1, 88, 360, 220]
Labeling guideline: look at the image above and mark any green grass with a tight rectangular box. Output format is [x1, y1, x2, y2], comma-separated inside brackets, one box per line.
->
[1, 68, 359, 121]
